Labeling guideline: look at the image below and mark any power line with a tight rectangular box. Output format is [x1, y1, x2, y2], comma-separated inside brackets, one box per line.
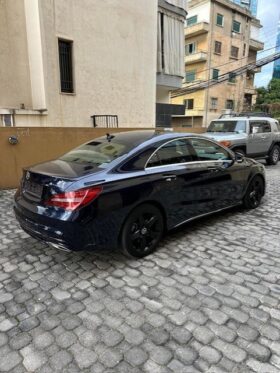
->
[178, 43, 280, 92]
[184, 44, 280, 83]
[171, 51, 280, 97]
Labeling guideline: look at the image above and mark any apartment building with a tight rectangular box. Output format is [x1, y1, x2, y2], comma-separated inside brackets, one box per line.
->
[231, 0, 258, 17]
[273, 18, 280, 79]
[0, 0, 186, 128]
[171, 0, 264, 127]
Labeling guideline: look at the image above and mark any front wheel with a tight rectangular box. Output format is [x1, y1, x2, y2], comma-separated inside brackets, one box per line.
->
[121, 204, 164, 258]
[266, 145, 280, 165]
[243, 176, 264, 209]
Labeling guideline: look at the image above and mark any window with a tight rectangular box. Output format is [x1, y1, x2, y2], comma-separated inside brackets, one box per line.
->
[184, 99, 194, 110]
[188, 138, 231, 161]
[58, 39, 74, 93]
[225, 100, 235, 110]
[228, 72, 236, 83]
[214, 41, 222, 55]
[243, 43, 246, 57]
[232, 20, 241, 33]
[212, 69, 220, 80]
[185, 42, 196, 55]
[185, 70, 196, 83]
[2, 114, 13, 127]
[249, 121, 271, 134]
[210, 98, 218, 110]
[207, 120, 246, 133]
[147, 139, 194, 168]
[216, 14, 224, 26]
[231, 46, 239, 59]
[187, 15, 198, 26]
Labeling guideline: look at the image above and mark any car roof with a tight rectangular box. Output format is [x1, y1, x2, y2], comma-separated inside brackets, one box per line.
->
[95, 130, 201, 147]
[212, 117, 275, 121]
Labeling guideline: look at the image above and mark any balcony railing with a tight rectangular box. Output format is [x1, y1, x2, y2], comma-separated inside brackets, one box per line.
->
[249, 38, 264, 52]
[185, 22, 210, 37]
[185, 51, 208, 64]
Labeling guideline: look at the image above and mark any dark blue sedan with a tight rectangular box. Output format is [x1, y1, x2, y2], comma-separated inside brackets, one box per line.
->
[14, 130, 265, 258]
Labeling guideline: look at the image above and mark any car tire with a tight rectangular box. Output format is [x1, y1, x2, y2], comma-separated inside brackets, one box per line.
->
[121, 204, 164, 258]
[266, 145, 280, 165]
[243, 175, 264, 209]
[234, 148, 246, 157]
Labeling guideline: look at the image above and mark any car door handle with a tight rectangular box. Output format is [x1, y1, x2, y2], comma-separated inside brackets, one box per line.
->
[261, 136, 267, 139]
[207, 167, 220, 173]
[162, 174, 177, 182]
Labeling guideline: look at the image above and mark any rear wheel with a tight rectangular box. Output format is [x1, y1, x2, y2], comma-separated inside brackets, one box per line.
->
[243, 176, 264, 209]
[266, 145, 280, 165]
[121, 204, 164, 258]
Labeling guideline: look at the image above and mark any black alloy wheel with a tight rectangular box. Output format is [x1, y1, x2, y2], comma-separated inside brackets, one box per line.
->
[266, 145, 280, 165]
[243, 176, 264, 209]
[121, 204, 164, 258]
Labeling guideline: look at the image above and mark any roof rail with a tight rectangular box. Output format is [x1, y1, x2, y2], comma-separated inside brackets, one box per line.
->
[237, 112, 272, 118]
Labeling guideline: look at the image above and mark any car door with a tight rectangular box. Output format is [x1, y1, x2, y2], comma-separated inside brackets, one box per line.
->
[144, 138, 203, 227]
[144, 137, 244, 229]
[247, 120, 272, 155]
[186, 137, 246, 212]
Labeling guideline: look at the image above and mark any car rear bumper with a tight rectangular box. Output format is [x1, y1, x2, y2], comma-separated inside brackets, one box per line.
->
[14, 204, 96, 251]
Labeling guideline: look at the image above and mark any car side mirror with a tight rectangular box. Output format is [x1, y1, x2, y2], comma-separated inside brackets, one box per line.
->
[235, 152, 245, 163]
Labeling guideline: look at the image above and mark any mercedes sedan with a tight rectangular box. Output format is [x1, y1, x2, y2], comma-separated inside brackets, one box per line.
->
[14, 131, 266, 258]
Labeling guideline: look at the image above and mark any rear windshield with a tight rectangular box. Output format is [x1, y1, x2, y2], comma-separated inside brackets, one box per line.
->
[60, 139, 129, 167]
[207, 120, 246, 133]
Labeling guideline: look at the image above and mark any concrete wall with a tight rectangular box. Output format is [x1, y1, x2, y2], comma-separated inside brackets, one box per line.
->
[0, 126, 204, 189]
[187, 2, 211, 23]
[0, 0, 32, 108]
[38, 0, 158, 128]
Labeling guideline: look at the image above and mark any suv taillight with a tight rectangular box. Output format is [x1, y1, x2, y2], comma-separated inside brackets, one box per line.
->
[45, 186, 102, 210]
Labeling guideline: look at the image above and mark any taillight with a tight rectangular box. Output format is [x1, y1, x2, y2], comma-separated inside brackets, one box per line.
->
[45, 186, 102, 210]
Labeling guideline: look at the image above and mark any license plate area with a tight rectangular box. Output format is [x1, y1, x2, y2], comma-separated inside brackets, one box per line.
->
[23, 180, 43, 199]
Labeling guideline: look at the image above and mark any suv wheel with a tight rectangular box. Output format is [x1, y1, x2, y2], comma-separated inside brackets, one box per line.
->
[266, 145, 280, 165]
[121, 204, 164, 258]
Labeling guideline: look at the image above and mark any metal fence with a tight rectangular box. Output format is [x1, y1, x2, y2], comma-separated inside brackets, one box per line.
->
[91, 115, 119, 128]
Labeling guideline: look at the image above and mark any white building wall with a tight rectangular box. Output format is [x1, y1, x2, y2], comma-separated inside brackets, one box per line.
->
[187, 2, 211, 23]
[38, 0, 158, 127]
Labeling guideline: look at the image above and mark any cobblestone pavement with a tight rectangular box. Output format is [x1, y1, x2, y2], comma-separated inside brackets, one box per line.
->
[0, 164, 280, 373]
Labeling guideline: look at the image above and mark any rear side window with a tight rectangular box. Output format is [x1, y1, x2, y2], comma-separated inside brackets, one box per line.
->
[188, 138, 231, 161]
[146, 139, 194, 168]
[250, 121, 271, 134]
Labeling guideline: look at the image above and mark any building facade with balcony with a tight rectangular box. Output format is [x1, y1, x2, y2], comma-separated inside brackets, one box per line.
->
[0, 0, 186, 128]
[171, 0, 263, 128]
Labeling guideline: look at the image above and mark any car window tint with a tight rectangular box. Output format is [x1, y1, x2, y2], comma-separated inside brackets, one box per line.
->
[147, 139, 193, 168]
[249, 121, 271, 134]
[262, 121, 271, 133]
[121, 148, 156, 171]
[188, 138, 231, 161]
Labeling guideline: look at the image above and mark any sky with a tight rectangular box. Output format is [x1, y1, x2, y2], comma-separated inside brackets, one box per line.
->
[255, 0, 280, 87]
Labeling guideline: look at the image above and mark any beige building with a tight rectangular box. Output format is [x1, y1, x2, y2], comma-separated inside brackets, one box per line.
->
[171, 0, 264, 127]
[0, 0, 186, 128]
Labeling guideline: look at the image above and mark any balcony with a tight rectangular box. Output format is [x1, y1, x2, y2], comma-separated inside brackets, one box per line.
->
[249, 38, 264, 52]
[185, 22, 210, 38]
[185, 51, 208, 65]
[245, 86, 257, 95]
